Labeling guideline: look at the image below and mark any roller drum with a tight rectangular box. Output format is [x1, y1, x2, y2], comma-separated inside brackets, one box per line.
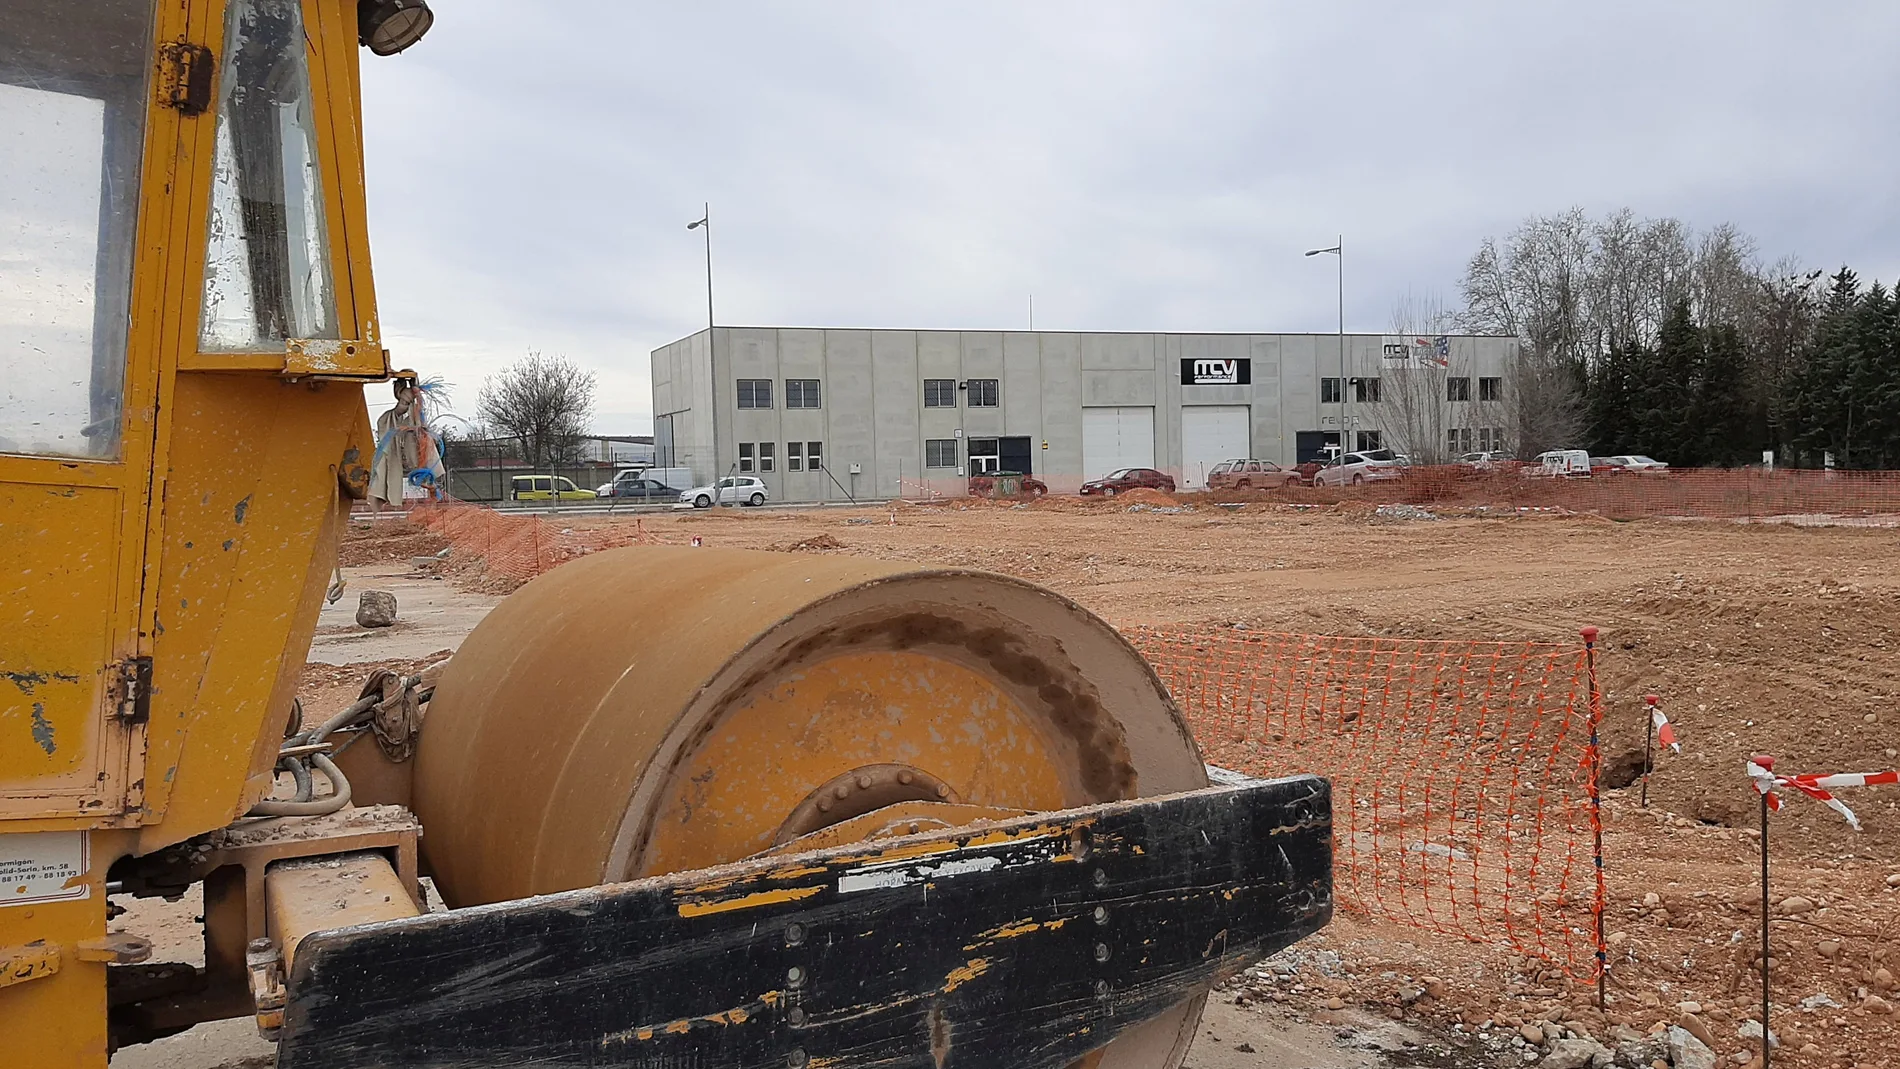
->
[412, 544, 1209, 1066]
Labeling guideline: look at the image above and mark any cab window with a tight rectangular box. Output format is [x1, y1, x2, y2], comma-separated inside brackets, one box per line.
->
[0, 0, 154, 458]
[198, 0, 338, 352]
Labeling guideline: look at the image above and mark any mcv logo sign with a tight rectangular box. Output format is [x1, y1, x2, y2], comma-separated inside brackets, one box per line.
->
[1180, 357, 1251, 385]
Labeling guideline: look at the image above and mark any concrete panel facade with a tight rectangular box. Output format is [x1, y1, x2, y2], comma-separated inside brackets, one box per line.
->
[653, 327, 1517, 502]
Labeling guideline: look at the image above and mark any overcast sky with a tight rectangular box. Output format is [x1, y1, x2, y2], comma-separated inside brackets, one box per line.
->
[356, 2, 1900, 433]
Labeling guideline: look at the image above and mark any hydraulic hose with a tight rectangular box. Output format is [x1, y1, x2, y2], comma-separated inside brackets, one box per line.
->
[249, 753, 353, 817]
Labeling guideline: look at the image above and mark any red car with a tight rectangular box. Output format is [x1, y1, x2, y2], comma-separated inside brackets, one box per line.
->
[1080, 467, 1176, 496]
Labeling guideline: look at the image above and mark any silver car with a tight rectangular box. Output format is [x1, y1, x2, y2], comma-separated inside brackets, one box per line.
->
[1313, 449, 1406, 487]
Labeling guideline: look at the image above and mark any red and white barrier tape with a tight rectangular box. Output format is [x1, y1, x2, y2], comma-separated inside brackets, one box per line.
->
[1747, 754, 1899, 830]
[1646, 695, 1679, 754]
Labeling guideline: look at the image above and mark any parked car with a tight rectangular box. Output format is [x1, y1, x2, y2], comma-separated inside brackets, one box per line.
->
[1597, 454, 1670, 473]
[1079, 467, 1176, 496]
[680, 476, 769, 508]
[1530, 449, 1593, 477]
[1456, 451, 1524, 476]
[1312, 449, 1405, 487]
[510, 475, 597, 501]
[1206, 459, 1301, 491]
[594, 472, 679, 501]
[967, 471, 1048, 498]
[1457, 451, 1511, 468]
[638, 466, 695, 492]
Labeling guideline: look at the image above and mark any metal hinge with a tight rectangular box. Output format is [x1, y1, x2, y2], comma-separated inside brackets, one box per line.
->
[157, 42, 215, 116]
[114, 657, 154, 723]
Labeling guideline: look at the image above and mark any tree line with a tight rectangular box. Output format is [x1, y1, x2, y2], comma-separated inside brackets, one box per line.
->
[1455, 208, 1897, 468]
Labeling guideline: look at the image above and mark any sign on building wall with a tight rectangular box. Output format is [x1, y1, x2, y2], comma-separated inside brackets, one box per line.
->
[1380, 336, 1451, 369]
[1180, 358, 1251, 385]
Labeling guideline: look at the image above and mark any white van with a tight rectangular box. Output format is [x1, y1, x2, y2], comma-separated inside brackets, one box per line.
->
[1532, 449, 1592, 477]
[635, 466, 694, 491]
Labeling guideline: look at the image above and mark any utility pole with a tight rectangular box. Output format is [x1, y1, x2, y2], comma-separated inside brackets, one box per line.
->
[1306, 237, 1346, 455]
[688, 204, 721, 504]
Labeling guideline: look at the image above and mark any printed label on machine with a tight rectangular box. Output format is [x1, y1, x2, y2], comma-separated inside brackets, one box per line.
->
[0, 832, 91, 907]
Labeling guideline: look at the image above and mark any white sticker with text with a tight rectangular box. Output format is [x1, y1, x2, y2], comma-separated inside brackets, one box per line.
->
[0, 832, 91, 907]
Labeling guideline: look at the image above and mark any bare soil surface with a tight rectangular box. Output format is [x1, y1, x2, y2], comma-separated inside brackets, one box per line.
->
[118, 503, 1900, 1067]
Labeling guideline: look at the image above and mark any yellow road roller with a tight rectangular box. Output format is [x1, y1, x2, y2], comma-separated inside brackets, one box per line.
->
[0, 3, 1331, 1066]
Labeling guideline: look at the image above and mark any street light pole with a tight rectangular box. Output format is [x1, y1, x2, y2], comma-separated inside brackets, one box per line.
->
[1306, 237, 1346, 456]
[688, 204, 721, 505]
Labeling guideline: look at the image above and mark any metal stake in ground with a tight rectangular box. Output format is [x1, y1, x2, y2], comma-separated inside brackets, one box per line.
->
[1759, 776, 1770, 1069]
[1641, 693, 1657, 808]
[1580, 625, 1607, 1011]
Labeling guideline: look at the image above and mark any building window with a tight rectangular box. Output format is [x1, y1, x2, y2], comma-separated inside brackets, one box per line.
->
[1354, 377, 1381, 403]
[737, 379, 773, 409]
[1356, 430, 1382, 451]
[965, 378, 999, 407]
[1479, 376, 1502, 402]
[967, 437, 1000, 474]
[1446, 428, 1474, 455]
[806, 441, 823, 470]
[788, 441, 803, 471]
[1320, 377, 1342, 404]
[758, 442, 775, 472]
[786, 378, 821, 408]
[924, 379, 957, 408]
[738, 442, 755, 472]
[1447, 377, 1471, 402]
[924, 439, 958, 468]
[1478, 427, 1506, 453]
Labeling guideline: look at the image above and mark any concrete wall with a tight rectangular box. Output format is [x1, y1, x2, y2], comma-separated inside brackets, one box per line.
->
[653, 328, 1518, 502]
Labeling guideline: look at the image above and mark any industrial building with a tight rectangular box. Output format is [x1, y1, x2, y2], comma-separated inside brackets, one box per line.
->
[650, 328, 1517, 502]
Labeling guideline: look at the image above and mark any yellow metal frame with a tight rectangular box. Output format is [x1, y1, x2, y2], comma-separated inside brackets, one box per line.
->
[2, 2, 393, 1063]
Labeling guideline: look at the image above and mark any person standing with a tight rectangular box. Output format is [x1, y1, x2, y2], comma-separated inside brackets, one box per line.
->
[369, 372, 425, 515]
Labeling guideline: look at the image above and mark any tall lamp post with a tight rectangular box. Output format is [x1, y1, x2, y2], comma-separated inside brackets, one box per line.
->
[1305, 237, 1346, 456]
[688, 205, 721, 504]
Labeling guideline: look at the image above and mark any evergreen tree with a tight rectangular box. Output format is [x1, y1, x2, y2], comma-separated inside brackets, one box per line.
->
[1785, 269, 1863, 466]
[1587, 344, 1640, 454]
[1849, 284, 1899, 467]
[1632, 300, 1705, 463]
[1693, 324, 1754, 465]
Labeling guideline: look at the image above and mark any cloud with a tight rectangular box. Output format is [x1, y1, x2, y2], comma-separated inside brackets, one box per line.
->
[354, 1, 1900, 434]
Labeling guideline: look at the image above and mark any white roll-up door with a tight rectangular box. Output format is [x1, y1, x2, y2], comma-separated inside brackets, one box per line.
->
[1081, 406, 1155, 480]
[1180, 405, 1251, 488]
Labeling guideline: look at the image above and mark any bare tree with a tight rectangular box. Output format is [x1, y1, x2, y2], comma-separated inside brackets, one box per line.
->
[1371, 291, 1460, 464]
[476, 351, 598, 470]
[1503, 347, 1586, 458]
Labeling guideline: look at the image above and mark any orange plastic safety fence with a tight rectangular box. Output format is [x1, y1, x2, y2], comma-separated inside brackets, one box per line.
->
[409, 499, 673, 584]
[1229, 466, 1900, 521]
[1124, 625, 1606, 979]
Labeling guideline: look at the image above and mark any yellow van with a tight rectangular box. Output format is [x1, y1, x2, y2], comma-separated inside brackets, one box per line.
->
[510, 475, 598, 501]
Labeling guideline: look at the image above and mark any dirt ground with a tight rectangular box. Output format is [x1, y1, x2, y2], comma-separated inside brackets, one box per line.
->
[121, 505, 1900, 1067]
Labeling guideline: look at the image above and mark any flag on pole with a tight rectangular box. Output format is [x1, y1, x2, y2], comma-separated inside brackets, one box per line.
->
[1747, 754, 1899, 831]
[1647, 697, 1679, 753]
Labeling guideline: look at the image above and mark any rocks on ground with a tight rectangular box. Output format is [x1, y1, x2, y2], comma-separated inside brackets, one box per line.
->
[356, 589, 398, 628]
[1666, 1025, 1719, 1069]
[1540, 1035, 1612, 1069]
